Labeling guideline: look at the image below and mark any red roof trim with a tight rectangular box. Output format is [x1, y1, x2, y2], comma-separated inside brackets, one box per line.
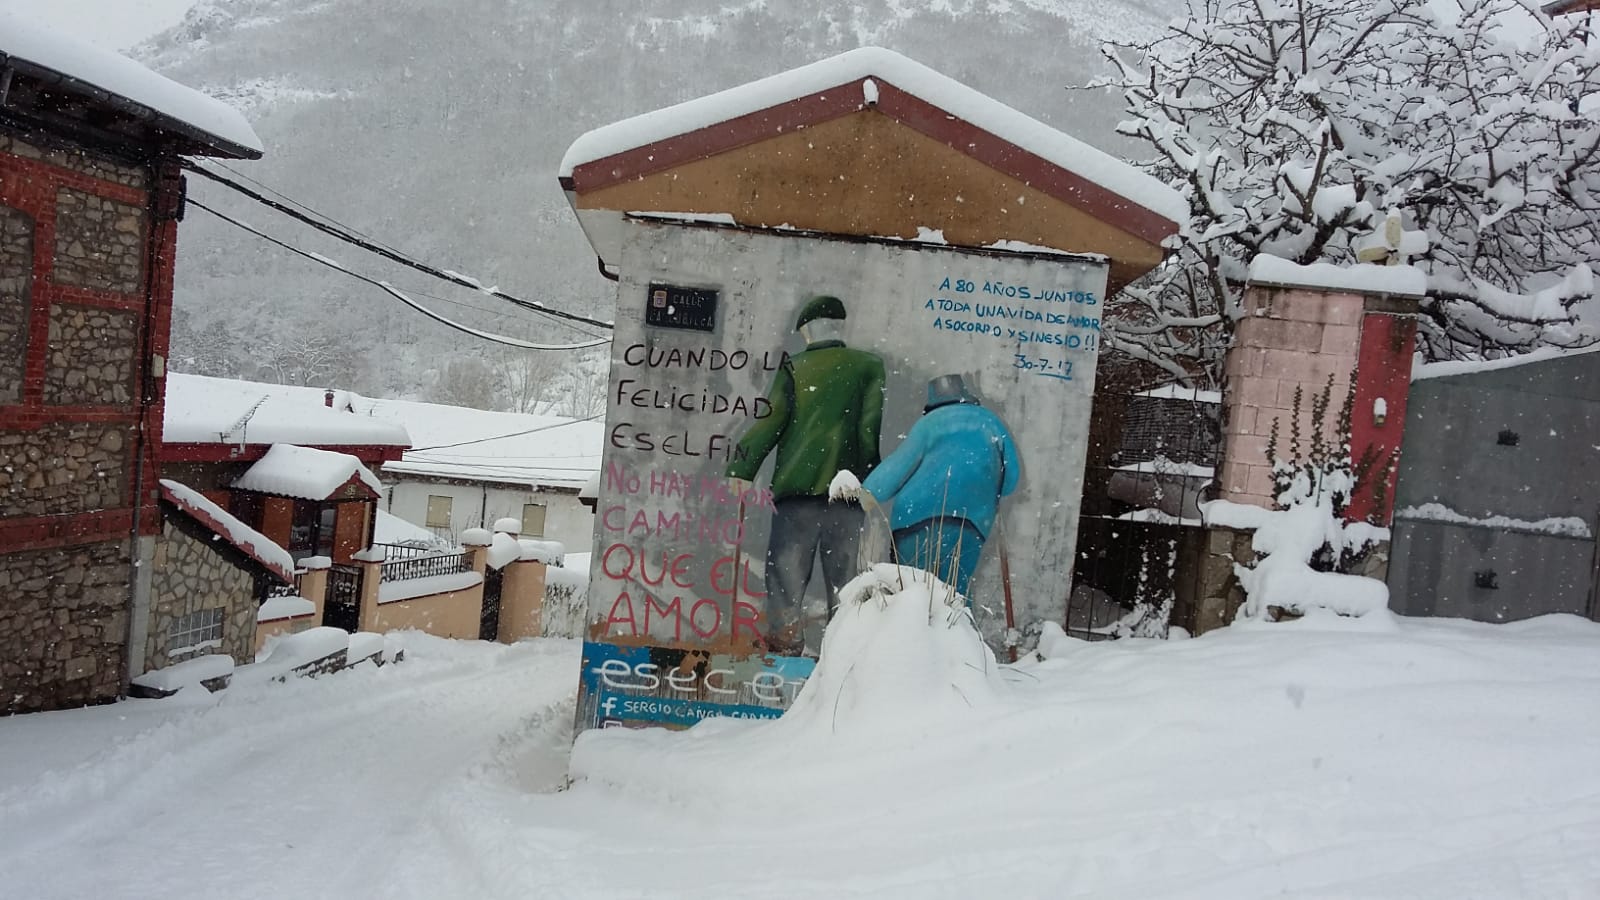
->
[567, 76, 1179, 245]
[158, 441, 406, 464]
[158, 483, 294, 583]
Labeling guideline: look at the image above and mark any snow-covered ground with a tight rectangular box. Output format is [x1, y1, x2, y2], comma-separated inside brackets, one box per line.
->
[3, 617, 1598, 899]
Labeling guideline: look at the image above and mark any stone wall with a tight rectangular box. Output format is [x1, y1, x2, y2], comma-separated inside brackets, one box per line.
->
[0, 539, 129, 715]
[52, 188, 146, 293]
[0, 133, 151, 189]
[0, 204, 31, 405]
[0, 421, 129, 518]
[145, 513, 260, 671]
[44, 303, 138, 406]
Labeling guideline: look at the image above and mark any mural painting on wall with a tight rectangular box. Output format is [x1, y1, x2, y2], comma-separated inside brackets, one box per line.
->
[578, 224, 1108, 732]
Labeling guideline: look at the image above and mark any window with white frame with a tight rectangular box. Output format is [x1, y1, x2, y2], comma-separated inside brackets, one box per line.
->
[168, 608, 225, 655]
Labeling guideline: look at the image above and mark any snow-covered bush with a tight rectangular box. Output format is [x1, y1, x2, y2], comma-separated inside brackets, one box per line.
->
[1203, 380, 1391, 620]
[1099, 0, 1600, 377]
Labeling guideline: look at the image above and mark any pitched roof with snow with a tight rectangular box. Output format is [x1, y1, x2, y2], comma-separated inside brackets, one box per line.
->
[159, 479, 294, 583]
[559, 47, 1183, 294]
[233, 444, 384, 501]
[0, 12, 262, 159]
[163, 374, 410, 453]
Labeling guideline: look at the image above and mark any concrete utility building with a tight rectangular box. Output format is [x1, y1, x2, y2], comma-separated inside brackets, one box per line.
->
[0, 18, 261, 714]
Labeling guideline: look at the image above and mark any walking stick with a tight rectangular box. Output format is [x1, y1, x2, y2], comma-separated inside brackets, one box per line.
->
[998, 519, 1018, 663]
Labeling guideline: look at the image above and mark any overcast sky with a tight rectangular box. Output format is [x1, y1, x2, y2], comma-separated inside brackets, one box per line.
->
[1, 0, 199, 50]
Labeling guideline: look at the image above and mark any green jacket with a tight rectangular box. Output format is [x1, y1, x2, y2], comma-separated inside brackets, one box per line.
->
[726, 341, 886, 499]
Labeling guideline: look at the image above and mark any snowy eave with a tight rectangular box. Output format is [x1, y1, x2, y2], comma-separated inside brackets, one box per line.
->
[1248, 256, 1426, 298]
[159, 479, 295, 583]
[559, 46, 1186, 226]
[0, 12, 262, 158]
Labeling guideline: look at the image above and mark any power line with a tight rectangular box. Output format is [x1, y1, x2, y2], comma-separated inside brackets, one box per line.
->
[402, 412, 606, 452]
[203, 161, 606, 340]
[187, 197, 610, 352]
[182, 161, 615, 333]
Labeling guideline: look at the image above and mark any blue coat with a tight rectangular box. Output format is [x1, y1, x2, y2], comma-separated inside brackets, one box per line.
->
[861, 402, 1021, 539]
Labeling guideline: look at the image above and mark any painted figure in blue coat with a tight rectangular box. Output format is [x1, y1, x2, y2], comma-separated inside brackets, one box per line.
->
[860, 374, 1021, 600]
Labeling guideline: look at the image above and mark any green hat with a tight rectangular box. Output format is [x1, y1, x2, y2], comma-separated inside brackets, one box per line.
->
[795, 295, 847, 330]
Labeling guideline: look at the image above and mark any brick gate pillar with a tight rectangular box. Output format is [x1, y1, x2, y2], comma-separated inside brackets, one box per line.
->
[1192, 259, 1424, 631]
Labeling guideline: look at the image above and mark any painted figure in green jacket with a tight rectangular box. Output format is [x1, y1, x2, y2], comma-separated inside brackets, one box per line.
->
[726, 295, 886, 654]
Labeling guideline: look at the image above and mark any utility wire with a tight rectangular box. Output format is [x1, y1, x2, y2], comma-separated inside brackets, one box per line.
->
[182, 161, 614, 332]
[402, 412, 606, 453]
[188, 198, 610, 351]
[204, 161, 605, 339]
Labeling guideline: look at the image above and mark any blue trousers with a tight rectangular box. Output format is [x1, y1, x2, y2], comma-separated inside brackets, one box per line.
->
[892, 517, 986, 601]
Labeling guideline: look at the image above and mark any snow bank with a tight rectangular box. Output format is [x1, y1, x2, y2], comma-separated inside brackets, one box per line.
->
[130, 654, 234, 694]
[1248, 255, 1427, 297]
[1396, 502, 1592, 538]
[0, 11, 262, 155]
[257, 595, 315, 623]
[561, 46, 1185, 224]
[518, 539, 564, 564]
[1203, 494, 1392, 621]
[782, 565, 1006, 733]
[232, 444, 382, 500]
[572, 564, 1005, 801]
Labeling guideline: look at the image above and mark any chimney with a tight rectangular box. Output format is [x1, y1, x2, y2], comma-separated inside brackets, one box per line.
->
[324, 390, 335, 408]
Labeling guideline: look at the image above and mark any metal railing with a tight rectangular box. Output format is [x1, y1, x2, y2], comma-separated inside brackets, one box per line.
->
[379, 550, 471, 584]
[371, 541, 456, 562]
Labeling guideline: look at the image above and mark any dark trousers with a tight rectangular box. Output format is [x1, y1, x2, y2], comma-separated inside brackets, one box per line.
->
[764, 496, 863, 651]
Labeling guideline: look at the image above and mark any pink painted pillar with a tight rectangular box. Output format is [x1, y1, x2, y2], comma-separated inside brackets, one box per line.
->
[1218, 275, 1421, 519]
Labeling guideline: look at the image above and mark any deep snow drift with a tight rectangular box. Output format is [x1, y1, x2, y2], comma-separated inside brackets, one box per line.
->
[3, 613, 1599, 899]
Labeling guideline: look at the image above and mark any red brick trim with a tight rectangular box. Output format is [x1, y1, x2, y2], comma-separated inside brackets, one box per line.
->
[0, 508, 135, 552]
[0, 151, 148, 206]
[566, 76, 1179, 245]
[157, 441, 408, 464]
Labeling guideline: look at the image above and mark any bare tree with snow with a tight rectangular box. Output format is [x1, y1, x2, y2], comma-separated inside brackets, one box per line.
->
[1099, 0, 1600, 378]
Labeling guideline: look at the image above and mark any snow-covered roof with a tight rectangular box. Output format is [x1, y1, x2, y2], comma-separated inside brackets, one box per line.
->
[370, 400, 603, 492]
[561, 47, 1183, 225]
[158, 479, 295, 582]
[232, 444, 383, 501]
[163, 374, 410, 450]
[0, 11, 262, 159]
[1411, 344, 1600, 381]
[164, 374, 602, 490]
[1248, 256, 1427, 297]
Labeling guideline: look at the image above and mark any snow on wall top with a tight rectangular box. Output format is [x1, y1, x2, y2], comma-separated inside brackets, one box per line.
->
[159, 479, 295, 582]
[164, 374, 409, 449]
[1412, 343, 1600, 381]
[0, 11, 262, 157]
[560, 46, 1186, 226]
[232, 444, 383, 501]
[1248, 256, 1427, 297]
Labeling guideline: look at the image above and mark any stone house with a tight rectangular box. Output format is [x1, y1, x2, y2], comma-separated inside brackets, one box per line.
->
[0, 20, 262, 714]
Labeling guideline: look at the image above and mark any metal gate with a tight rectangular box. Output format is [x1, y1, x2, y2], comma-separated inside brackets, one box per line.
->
[480, 566, 504, 641]
[1067, 361, 1220, 638]
[324, 564, 363, 632]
